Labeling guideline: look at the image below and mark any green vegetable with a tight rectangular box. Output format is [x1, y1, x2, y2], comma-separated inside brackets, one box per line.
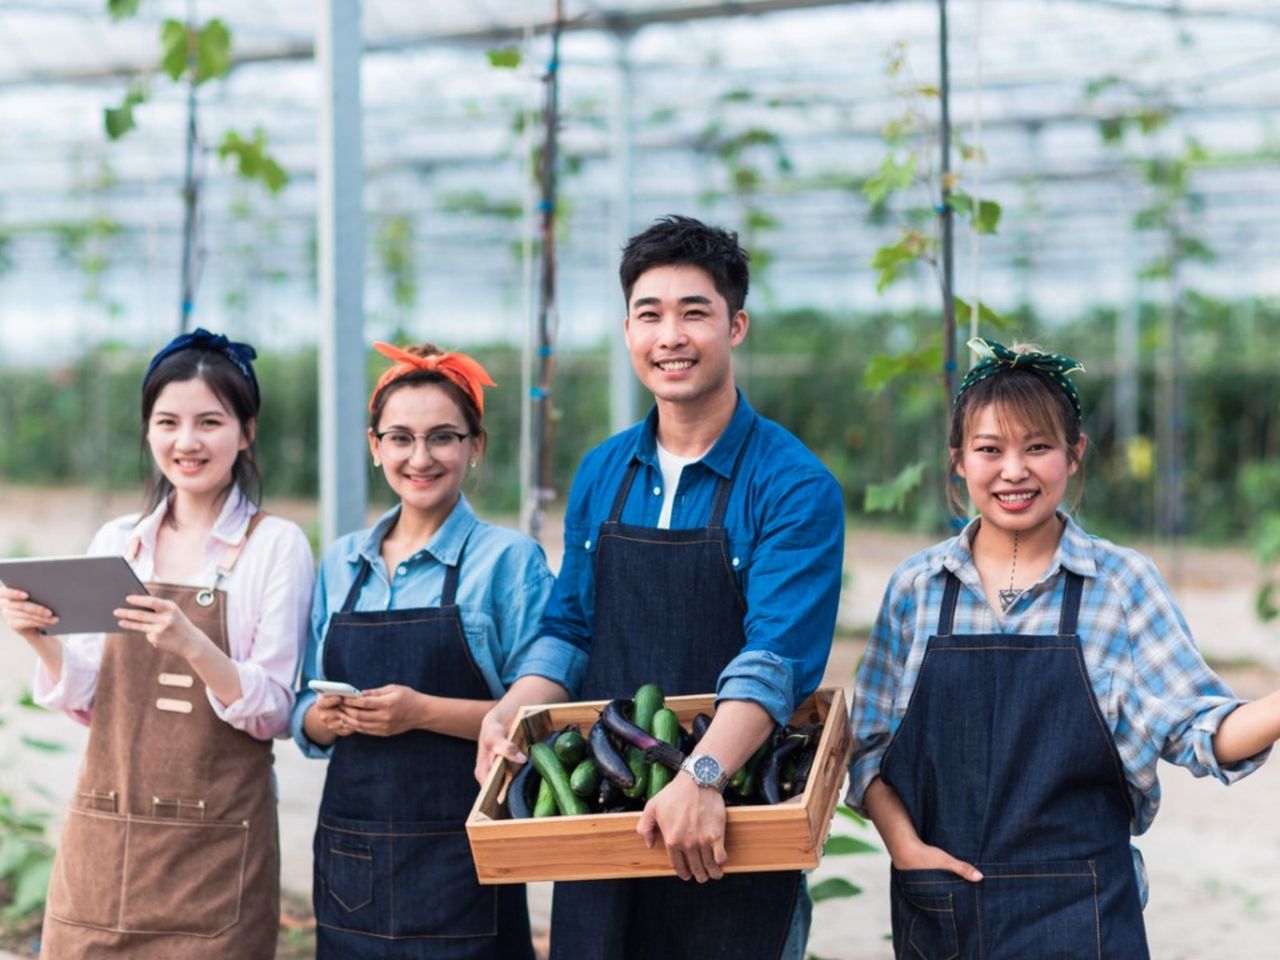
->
[533, 776, 558, 817]
[622, 747, 649, 799]
[646, 708, 681, 799]
[554, 726, 588, 767]
[632, 683, 665, 733]
[569, 759, 601, 798]
[530, 742, 589, 816]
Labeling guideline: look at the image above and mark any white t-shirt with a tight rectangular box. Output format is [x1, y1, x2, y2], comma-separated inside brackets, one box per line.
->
[655, 442, 704, 529]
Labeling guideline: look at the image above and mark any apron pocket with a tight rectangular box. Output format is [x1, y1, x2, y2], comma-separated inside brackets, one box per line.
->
[47, 808, 128, 929]
[119, 815, 250, 936]
[977, 859, 1100, 959]
[314, 815, 497, 940]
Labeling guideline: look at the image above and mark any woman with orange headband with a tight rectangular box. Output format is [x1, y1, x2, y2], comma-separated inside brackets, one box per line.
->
[291, 342, 553, 959]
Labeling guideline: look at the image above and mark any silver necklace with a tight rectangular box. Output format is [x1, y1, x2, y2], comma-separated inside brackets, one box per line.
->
[998, 532, 1020, 612]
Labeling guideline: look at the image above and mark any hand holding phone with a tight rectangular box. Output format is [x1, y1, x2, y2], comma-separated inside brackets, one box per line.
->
[308, 679, 363, 698]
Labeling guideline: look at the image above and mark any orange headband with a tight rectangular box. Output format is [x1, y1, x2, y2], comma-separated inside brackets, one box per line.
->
[369, 342, 497, 418]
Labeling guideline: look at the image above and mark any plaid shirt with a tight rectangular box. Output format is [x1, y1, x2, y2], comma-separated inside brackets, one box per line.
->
[848, 513, 1266, 837]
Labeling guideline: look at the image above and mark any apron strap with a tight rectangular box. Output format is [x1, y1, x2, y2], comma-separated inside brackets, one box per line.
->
[937, 571, 961, 637]
[440, 536, 468, 607]
[215, 509, 268, 578]
[707, 421, 755, 530]
[1057, 571, 1084, 637]
[607, 459, 643, 523]
[339, 558, 374, 613]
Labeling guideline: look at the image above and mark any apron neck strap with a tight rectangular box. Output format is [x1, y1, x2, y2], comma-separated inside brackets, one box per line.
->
[1057, 571, 1084, 636]
[339, 533, 469, 613]
[216, 510, 267, 579]
[937, 572, 962, 637]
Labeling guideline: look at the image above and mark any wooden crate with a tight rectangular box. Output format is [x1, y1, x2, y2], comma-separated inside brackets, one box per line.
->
[466, 686, 852, 884]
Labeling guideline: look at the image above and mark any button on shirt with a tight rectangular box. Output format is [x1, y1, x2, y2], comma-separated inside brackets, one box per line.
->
[33, 489, 315, 741]
[848, 513, 1267, 835]
[291, 494, 555, 758]
[518, 393, 846, 726]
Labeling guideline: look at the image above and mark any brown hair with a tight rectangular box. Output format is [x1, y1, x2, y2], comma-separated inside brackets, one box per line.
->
[368, 343, 487, 452]
[947, 344, 1085, 515]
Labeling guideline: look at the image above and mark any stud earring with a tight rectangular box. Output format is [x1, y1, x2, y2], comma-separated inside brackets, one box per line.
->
[373, 459, 381, 468]
[469, 459, 478, 469]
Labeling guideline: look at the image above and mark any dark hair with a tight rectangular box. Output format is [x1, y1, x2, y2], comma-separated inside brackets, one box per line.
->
[369, 343, 487, 453]
[619, 215, 751, 316]
[947, 357, 1086, 515]
[141, 349, 263, 520]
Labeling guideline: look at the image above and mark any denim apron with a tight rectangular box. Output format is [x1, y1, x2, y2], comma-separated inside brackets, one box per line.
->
[312, 544, 534, 960]
[550, 437, 802, 960]
[880, 571, 1149, 960]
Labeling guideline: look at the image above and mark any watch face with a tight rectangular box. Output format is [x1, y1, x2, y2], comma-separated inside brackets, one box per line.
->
[693, 756, 721, 783]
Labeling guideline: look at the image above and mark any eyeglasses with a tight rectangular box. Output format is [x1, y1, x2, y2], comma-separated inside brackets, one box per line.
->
[375, 430, 470, 458]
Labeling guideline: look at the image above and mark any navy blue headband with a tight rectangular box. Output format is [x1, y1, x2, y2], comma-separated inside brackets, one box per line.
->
[143, 328, 260, 409]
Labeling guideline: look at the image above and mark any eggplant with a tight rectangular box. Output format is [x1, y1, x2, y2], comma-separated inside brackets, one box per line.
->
[759, 734, 808, 805]
[600, 699, 686, 770]
[691, 712, 713, 744]
[507, 759, 539, 819]
[596, 775, 622, 809]
[588, 719, 637, 790]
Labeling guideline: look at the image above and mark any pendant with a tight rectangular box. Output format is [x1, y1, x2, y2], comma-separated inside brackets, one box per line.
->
[998, 588, 1018, 612]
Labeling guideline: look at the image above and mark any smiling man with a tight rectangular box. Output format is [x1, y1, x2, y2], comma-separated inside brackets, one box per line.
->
[477, 215, 845, 960]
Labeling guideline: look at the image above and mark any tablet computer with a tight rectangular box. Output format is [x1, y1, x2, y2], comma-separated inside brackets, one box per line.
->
[0, 556, 150, 635]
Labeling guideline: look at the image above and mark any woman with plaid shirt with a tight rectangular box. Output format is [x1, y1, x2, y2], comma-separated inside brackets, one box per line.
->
[849, 339, 1277, 960]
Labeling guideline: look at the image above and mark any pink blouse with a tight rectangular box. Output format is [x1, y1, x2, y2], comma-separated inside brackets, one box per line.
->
[33, 490, 315, 740]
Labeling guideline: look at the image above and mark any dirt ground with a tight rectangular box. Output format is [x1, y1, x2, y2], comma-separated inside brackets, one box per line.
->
[2, 483, 1279, 959]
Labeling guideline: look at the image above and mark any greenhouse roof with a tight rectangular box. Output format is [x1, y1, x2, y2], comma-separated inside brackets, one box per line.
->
[1, 0, 1278, 361]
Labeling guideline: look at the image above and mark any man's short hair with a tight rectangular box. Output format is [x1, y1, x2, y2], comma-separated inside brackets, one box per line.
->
[619, 215, 751, 316]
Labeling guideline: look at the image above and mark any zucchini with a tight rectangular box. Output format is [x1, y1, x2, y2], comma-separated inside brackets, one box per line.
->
[569, 759, 600, 798]
[621, 747, 649, 799]
[554, 726, 588, 767]
[632, 682, 665, 733]
[646, 708, 681, 799]
[530, 742, 589, 816]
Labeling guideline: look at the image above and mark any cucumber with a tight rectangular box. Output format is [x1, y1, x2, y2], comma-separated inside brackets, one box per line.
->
[554, 726, 587, 767]
[734, 738, 771, 799]
[530, 742, 589, 816]
[621, 747, 649, 799]
[533, 776, 559, 817]
[569, 759, 600, 798]
[632, 683, 665, 734]
[646, 708, 681, 799]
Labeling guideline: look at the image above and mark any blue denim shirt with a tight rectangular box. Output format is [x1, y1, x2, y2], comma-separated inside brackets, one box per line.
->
[291, 494, 555, 759]
[518, 392, 846, 726]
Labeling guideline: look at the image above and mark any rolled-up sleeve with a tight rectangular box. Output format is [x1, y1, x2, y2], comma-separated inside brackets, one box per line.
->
[208, 522, 314, 740]
[717, 469, 846, 726]
[846, 571, 916, 814]
[291, 548, 337, 760]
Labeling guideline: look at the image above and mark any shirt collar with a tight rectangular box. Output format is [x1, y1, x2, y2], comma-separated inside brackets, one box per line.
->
[130, 488, 256, 557]
[633, 390, 755, 480]
[939, 511, 1097, 582]
[354, 494, 477, 569]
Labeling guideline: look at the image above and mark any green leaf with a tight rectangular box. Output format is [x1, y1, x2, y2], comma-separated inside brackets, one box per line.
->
[217, 128, 290, 194]
[869, 230, 929, 292]
[19, 735, 69, 754]
[1098, 116, 1126, 145]
[194, 19, 233, 84]
[954, 297, 1014, 331]
[862, 153, 916, 205]
[809, 877, 863, 903]
[864, 343, 941, 392]
[107, 0, 141, 21]
[864, 461, 926, 514]
[948, 191, 973, 216]
[103, 84, 146, 141]
[1257, 583, 1278, 623]
[4, 854, 53, 921]
[487, 47, 522, 69]
[1083, 74, 1122, 99]
[160, 19, 189, 81]
[974, 199, 1001, 234]
[824, 834, 880, 856]
[914, 84, 940, 98]
[835, 805, 868, 825]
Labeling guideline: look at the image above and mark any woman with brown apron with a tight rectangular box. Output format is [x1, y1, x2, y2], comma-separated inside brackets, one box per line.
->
[1, 329, 314, 959]
[292, 342, 554, 959]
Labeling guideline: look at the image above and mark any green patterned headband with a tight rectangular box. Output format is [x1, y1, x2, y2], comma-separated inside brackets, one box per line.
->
[956, 338, 1085, 418]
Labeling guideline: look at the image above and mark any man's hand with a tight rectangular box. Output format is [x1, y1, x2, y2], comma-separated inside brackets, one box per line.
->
[636, 772, 728, 882]
[338, 685, 426, 737]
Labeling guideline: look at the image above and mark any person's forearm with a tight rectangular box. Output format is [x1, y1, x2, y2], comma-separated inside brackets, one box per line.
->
[864, 776, 924, 860]
[695, 699, 776, 773]
[25, 632, 65, 685]
[1213, 691, 1280, 764]
[419, 695, 496, 740]
[187, 638, 244, 707]
[496, 675, 571, 720]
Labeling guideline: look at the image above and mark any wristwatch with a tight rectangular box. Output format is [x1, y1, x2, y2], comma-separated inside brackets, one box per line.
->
[680, 753, 729, 793]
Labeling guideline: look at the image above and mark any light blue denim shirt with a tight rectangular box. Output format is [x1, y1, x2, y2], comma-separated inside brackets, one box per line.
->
[519, 392, 846, 726]
[290, 494, 555, 759]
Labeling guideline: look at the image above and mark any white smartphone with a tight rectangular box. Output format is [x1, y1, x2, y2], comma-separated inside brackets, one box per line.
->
[308, 679, 363, 698]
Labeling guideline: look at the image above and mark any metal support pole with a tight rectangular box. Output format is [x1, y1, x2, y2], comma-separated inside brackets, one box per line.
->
[938, 0, 956, 402]
[609, 29, 637, 433]
[318, 0, 367, 545]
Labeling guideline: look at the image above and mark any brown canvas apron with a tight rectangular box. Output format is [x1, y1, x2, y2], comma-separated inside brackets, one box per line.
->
[41, 513, 279, 959]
